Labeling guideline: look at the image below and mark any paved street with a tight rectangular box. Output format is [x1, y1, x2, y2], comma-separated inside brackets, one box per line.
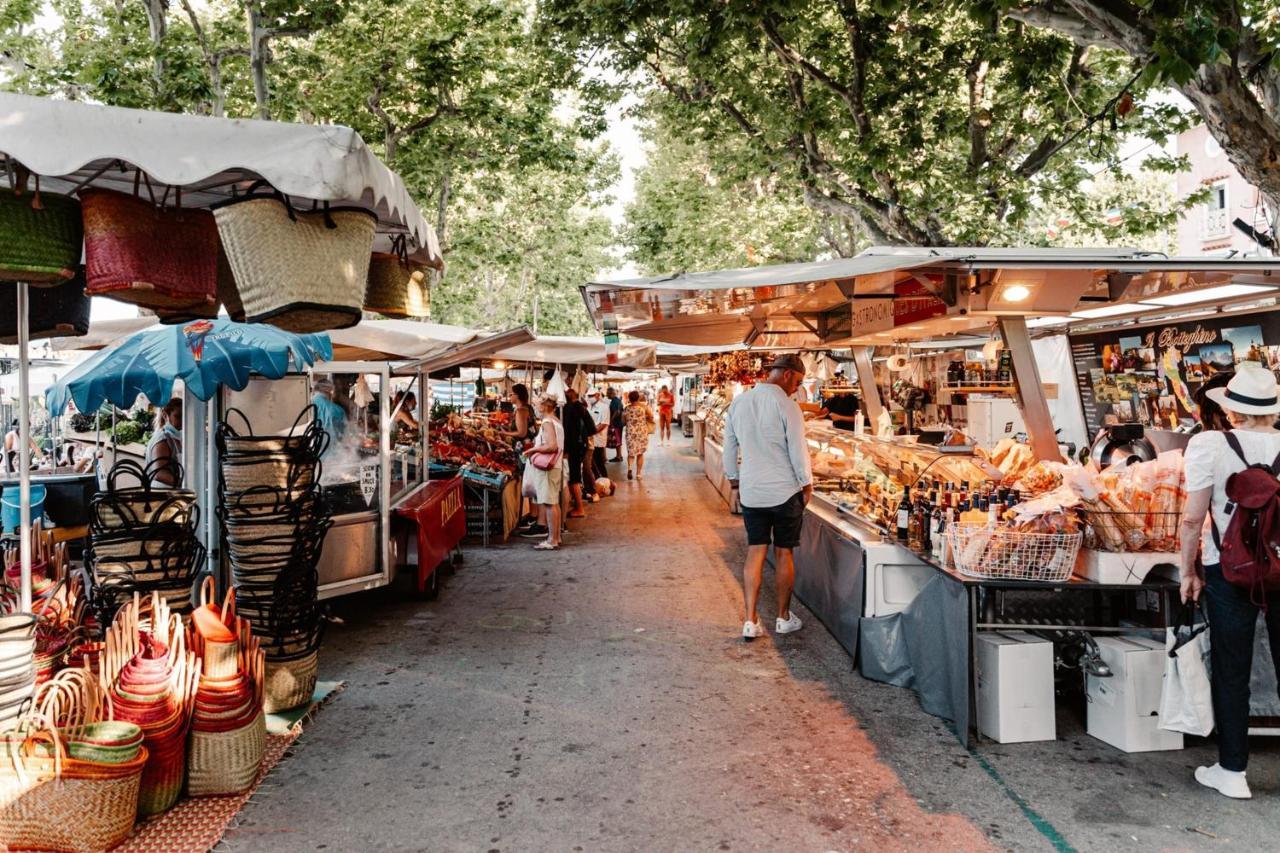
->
[230, 442, 1280, 852]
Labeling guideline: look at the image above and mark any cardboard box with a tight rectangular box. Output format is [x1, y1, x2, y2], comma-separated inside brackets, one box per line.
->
[1078, 550, 1178, 585]
[1087, 636, 1184, 753]
[976, 631, 1056, 743]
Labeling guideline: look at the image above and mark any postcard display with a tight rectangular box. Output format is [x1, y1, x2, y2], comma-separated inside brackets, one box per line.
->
[1070, 308, 1279, 440]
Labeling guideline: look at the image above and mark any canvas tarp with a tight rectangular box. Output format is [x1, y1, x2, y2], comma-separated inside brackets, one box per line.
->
[0, 92, 442, 266]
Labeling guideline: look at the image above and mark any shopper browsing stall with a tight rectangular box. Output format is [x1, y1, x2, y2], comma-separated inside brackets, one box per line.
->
[723, 354, 812, 641]
[562, 388, 595, 519]
[523, 395, 565, 550]
[144, 398, 183, 487]
[1180, 365, 1280, 800]
[587, 389, 610, 484]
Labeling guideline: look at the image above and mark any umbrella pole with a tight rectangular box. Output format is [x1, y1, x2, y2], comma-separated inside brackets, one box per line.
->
[16, 283, 31, 612]
[206, 397, 217, 585]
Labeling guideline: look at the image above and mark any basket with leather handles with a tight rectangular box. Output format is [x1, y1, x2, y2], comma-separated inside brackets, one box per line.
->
[90, 459, 196, 530]
[212, 181, 376, 333]
[364, 234, 430, 319]
[0, 727, 149, 851]
[220, 453, 319, 496]
[0, 268, 90, 345]
[0, 170, 82, 283]
[81, 183, 220, 315]
[218, 406, 329, 459]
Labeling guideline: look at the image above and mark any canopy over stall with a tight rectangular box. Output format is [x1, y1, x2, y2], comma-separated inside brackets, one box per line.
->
[328, 320, 484, 361]
[396, 327, 536, 377]
[48, 317, 156, 351]
[0, 92, 439, 610]
[582, 246, 1280, 349]
[484, 335, 657, 370]
[588, 247, 1279, 462]
[0, 93, 442, 266]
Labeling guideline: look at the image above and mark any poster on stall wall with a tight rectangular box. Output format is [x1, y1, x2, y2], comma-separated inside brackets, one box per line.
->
[1069, 308, 1279, 440]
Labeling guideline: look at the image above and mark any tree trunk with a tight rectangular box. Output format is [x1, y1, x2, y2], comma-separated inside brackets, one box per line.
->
[245, 2, 271, 120]
[1179, 65, 1280, 213]
[209, 59, 226, 117]
[139, 0, 167, 102]
[435, 171, 452, 248]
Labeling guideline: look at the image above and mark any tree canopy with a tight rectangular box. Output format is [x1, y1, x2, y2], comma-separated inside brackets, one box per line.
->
[0, 0, 617, 336]
[542, 0, 1196, 247]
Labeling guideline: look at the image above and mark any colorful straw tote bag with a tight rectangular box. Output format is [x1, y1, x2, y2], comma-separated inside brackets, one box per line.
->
[364, 235, 430, 319]
[213, 184, 376, 333]
[0, 270, 89, 344]
[0, 176, 82, 284]
[81, 187, 220, 315]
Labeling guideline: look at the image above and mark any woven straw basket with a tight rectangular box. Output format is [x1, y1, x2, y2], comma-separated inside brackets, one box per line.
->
[0, 744, 148, 852]
[81, 188, 220, 313]
[263, 652, 318, 713]
[364, 252, 430, 319]
[0, 271, 90, 345]
[221, 456, 317, 495]
[186, 711, 265, 797]
[0, 187, 82, 283]
[213, 192, 375, 333]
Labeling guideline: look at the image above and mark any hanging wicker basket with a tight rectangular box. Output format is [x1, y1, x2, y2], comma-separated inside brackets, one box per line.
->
[364, 238, 430, 319]
[0, 183, 82, 284]
[0, 271, 89, 344]
[82, 188, 221, 314]
[213, 186, 376, 333]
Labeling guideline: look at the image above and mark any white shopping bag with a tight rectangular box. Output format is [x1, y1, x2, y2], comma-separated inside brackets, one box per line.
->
[1159, 606, 1214, 737]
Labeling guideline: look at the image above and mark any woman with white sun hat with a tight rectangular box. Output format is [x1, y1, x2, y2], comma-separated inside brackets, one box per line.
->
[1181, 363, 1280, 799]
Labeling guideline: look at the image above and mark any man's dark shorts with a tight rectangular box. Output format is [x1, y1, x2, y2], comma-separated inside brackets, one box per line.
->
[567, 449, 587, 486]
[741, 491, 805, 548]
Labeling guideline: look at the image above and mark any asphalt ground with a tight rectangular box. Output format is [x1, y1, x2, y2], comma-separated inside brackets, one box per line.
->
[227, 441, 1280, 852]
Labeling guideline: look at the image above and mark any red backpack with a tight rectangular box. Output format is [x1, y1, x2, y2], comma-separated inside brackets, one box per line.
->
[1211, 431, 1280, 602]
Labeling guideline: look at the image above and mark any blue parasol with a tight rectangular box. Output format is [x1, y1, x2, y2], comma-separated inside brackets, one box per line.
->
[47, 320, 332, 414]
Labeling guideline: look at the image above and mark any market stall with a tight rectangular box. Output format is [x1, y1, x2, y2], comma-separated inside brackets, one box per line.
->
[0, 91, 443, 613]
[582, 246, 1280, 746]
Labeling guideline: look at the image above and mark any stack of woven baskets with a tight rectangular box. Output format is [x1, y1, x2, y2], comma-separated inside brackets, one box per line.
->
[100, 593, 199, 816]
[88, 459, 203, 623]
[0, 668, 148, 852]
[217, 408, 330, 713]
[186, 578, 265, 796]
[0, 614, 36, 730]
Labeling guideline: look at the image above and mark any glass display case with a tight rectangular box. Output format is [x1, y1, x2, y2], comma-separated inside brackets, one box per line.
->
[805, 424, 1001, 531]
[702, 395, 730, 444]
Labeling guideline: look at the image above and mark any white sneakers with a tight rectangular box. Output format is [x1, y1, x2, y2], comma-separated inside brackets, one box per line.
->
[1196, 763, 1252, 799]
[776, 611, 803, 634]
[741, 612, 802, 640]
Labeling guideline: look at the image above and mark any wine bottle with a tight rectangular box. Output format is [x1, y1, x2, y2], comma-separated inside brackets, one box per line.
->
[896, 487, 911, 542]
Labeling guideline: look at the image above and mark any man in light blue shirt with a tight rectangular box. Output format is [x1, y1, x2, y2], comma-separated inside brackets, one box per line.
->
[724, 353, 813, 640]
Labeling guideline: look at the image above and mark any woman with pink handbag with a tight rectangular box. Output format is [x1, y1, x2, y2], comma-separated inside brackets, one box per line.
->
[522, 394, 565, 550]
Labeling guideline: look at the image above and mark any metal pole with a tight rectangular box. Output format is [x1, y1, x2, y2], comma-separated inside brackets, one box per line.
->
[206, 397, 217, 582]
[16, 283, 31, 612]
[998, 316, 1059, 461]
[422, 370, 430, 480]
[851, 346, 883, 425]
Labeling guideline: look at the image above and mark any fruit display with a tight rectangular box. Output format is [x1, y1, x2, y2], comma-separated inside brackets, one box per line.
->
[429, 412, 518, 475]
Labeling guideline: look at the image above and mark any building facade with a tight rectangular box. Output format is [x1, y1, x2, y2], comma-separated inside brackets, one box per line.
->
[1174, 124, 1274, 256]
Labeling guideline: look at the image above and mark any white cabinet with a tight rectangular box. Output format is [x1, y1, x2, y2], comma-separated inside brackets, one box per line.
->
[966, 396, 1024, 448]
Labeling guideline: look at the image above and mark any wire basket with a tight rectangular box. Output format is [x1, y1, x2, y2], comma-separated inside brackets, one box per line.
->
[949, 523, 1082, 582]
[1078, 509, 1180, 553]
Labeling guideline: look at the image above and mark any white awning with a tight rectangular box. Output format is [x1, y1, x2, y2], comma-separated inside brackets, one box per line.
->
[396, 326, 536, 375]
[328, 320, 481, 361]
[0, 93, 442, 267]
[490, 335, 656, 369]
[49, 317, 157, 351]
[582, 246, 1280, 346]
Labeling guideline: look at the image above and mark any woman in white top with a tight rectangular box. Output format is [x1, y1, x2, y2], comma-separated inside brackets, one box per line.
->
[525, 395, 564, 551]
[1181, 365, 1280, 799]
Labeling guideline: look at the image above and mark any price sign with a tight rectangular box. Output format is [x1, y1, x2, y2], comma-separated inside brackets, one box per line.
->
[360, 464, 378, 506]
